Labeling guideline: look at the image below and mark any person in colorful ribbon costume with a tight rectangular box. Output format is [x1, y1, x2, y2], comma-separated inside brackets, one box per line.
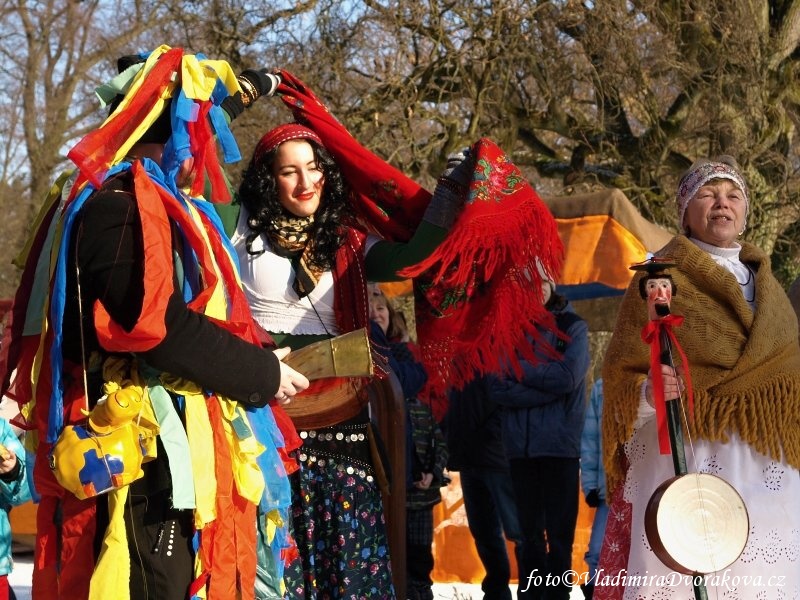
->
[0, 46, 310, 600]
[599, 156, 800, 600]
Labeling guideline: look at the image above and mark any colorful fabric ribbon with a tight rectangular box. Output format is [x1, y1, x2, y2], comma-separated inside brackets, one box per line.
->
[641, 314, 695, 454]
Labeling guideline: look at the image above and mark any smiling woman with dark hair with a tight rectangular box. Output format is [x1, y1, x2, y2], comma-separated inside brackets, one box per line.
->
[228, 122, 472, 599]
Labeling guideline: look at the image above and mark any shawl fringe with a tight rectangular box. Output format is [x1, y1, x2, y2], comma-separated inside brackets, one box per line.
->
[401, 173, 562, 393]
[602, 235, 800, 493]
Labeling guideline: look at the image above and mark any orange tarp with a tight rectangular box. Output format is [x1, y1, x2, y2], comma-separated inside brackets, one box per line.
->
[544, 189, 673, 296]
[556, 214, 647, 292]
[10, 500, 36, 548]
[379, 281, 412, 298]
[543, 189, 673, 256]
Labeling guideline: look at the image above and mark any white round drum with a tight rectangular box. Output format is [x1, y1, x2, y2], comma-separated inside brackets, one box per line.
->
[645, 473, 749, 574]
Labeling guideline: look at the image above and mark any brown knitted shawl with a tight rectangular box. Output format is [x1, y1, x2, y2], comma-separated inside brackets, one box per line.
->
[602, 235, 800, 493]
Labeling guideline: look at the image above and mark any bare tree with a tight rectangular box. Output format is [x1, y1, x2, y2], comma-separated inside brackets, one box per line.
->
[1, 1, 184, 204]
[250, 0, 800, 280]
[3, 0, 800, 297]
[0, 0, 186, 296]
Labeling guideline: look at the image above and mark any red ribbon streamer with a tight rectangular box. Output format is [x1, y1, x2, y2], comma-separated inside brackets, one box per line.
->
[641, 315, 695, 454]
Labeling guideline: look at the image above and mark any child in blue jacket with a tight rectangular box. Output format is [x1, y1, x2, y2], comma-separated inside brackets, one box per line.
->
[0, 416, 32, 600]
[580, 378, 608, 600]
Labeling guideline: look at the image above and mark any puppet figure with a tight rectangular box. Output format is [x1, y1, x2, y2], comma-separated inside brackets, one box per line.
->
[638, 272, 676, 320]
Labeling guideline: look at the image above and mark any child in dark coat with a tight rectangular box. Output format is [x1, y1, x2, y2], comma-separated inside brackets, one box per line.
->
[405, 397, 448, 600]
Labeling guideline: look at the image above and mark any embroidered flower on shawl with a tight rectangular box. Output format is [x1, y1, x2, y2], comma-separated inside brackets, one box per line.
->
[416, 280, 471, 318]
[471, 155, 524, 204]
[372, 178, 404, 205]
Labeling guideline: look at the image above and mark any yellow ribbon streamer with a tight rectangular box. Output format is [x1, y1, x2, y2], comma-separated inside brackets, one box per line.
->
[216, 398, 266, 505]
[88, 487, 130, 600]
[161, 375, 218, 529]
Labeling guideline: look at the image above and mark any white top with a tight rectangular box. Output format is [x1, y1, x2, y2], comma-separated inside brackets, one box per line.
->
[231, 206, 380, 335]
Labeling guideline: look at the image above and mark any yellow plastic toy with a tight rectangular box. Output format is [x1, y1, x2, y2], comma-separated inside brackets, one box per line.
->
[49, 387, 147, 500]
[87, 387, 143, 435]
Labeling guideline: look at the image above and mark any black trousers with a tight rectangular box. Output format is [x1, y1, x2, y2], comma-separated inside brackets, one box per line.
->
[125, 488, 194, 600]
[406, 507, 435, 599]
[509, 457, 579, 600]
[93, 453, 194, 600]
[460, 467, 523, 600]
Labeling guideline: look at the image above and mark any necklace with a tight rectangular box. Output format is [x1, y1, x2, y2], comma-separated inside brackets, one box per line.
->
[735, 265, 755, 303]
[286, 260, 333, 337]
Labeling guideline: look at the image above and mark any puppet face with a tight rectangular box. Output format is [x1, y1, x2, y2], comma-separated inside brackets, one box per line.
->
[273, 139, 325, 217]
[645, 277, 673, 319]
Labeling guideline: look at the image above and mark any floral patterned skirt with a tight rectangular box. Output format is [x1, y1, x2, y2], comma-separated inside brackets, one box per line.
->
[283, 425, 395, 599]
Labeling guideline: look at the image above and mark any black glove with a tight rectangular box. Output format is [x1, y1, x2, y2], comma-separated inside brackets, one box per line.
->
[238, 69, 281, 106]
[221, 69, 281, 121]
[424, 147, 473, 229]
[585, 488, 601, 508]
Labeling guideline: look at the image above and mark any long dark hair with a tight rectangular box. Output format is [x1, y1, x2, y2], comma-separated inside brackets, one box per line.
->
[237, 140, 354, 271]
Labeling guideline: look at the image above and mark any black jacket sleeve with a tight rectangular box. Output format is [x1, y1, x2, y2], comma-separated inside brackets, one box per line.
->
[74, 177, 280, 407]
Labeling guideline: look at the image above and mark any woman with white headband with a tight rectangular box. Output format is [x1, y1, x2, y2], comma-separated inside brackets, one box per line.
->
[598, 156, 800, 600]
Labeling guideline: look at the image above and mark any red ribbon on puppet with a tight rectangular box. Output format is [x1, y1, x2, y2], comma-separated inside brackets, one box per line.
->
[641, 315, 695, 454]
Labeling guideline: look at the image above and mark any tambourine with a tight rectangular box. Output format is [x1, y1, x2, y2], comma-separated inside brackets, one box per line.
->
[283, 377, 369, 429]
[281, 328, 376, 429]
[645, 472, 749, 574]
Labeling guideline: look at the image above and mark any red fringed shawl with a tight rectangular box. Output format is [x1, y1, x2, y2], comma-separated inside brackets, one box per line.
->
[277, 70, 564, 395]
